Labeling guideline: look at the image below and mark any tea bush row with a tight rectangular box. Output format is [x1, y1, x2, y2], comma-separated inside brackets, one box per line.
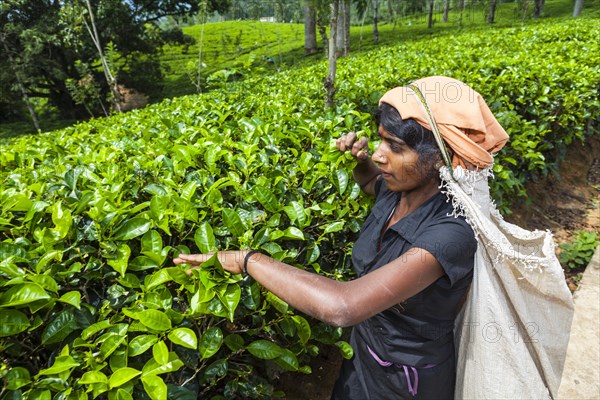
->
[0, 17, 598, 399]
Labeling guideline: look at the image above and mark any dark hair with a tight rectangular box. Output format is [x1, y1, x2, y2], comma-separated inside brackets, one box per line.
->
[375, 102, 443, 177]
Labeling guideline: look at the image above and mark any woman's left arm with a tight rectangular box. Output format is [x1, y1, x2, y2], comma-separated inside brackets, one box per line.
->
[174, 248, 444, 327]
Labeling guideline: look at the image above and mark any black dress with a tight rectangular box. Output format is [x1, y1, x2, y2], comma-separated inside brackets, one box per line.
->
[331, 180, 477, 400]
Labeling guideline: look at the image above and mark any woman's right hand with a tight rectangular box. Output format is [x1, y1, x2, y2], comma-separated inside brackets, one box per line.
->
[336, 132, 370, 163]
[173, 251, 248, 275]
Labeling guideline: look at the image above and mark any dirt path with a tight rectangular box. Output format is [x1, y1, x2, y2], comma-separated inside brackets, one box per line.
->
[507, 135, 600, 291]
[557, 245, 600, 399]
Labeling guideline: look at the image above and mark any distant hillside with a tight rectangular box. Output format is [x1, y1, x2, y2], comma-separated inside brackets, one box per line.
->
[1, 0, 597, 137]
[158, 0, 595, 98]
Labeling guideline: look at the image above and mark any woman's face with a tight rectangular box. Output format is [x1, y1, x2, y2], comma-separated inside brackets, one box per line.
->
[372, 126, 435, 193]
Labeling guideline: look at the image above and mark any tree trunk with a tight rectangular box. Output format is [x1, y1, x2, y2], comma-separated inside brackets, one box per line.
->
[388, 0, 395, 23]
[324, 1, 338, 109]
[304, 2, 318, 54]
[373, 0, 379, 43]
[317, 13, 329, 58]
[83, 0, 121, 113]
[573, 0, 584, 16]
[1, 36, 40, 132]
[344, 0, 350, 55]
[533, 0, 545, 18]
[488, 0, 498, 23]
[443, 0, 451, 22]
[395, 0, 403, 18]
[336, 0, 345, 56]
[336, 0, 350, 56]
[427, 0, 435, 29]
[519, 0, 531, 20]
[275, 0, 285, 21]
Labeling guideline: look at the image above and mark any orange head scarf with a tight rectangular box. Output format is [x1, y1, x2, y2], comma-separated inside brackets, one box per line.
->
[379, 76, 509, 169]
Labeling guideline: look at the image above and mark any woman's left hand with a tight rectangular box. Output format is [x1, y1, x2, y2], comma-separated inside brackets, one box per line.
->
[173, 251, 249, 275]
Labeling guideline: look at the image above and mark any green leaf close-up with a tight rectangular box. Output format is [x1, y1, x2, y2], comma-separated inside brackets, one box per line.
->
[0, 310, 30, 337]
[247, 340, 285, 360]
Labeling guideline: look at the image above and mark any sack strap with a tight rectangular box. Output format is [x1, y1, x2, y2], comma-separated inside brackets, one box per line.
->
[407, 84, 454, 176]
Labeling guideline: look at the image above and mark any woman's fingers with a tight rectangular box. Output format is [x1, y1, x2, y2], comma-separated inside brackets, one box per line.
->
[336, 132, 357, 152]
[173, 251, 245, 275]
[344, 131, 358, 150]
[173, 253, 212, 265]
[336, 132, 369, 159]
[352, 136, 369, 160]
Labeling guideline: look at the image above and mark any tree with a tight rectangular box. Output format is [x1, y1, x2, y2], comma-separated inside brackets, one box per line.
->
[518, 0, 531, 20]
[387, 0, 396, 23]
[0, 31, 40, 130]
[343, 0, 350, 54]
[81, 0, 121, 113]
[573, 0, 584, 16]
[324, 0, 338, 109]
[207, 0, 232, 16]
[312, 0, 349, 58]
[533, 0, 545, 18]
[488, 0, 498, 23]
[443, 0, 451, 22]
[427, 0, 435, 28]
[0, 0, 227, 120]
[304, 1, 318, 54]
[273, 0, 302, 22]
[336, 0, 350, 56]
[0, 0, 79, 119]
[314, 0, 332, 58]
[373, 0, 380, 43]
[457, 0, 466, 26]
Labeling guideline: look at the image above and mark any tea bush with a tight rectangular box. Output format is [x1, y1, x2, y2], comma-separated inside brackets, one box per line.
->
[0, 82, 369, 399]
[560, 231, 599, 271]
[1, 17, 599, 399]
[330, 20, 600, 211]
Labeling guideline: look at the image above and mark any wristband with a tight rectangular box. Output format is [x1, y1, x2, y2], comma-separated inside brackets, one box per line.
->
[243, 250, 260, 277]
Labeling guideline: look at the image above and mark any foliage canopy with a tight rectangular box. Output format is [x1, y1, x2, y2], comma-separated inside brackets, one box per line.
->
[0, 0, 229, 121]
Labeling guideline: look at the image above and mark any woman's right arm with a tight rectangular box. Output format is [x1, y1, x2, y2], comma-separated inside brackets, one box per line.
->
[175, 247, 445, 328]
[335, 132, 380, 197]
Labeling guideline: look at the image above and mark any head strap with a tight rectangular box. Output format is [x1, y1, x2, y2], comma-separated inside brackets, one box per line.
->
[407, 84, 454, 176]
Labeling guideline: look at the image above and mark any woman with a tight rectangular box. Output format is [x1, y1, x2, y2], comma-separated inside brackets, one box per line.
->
[174, 76, 509, 399]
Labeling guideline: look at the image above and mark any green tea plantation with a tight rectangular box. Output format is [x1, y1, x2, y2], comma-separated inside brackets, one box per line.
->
[0, 17, 598, 399]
